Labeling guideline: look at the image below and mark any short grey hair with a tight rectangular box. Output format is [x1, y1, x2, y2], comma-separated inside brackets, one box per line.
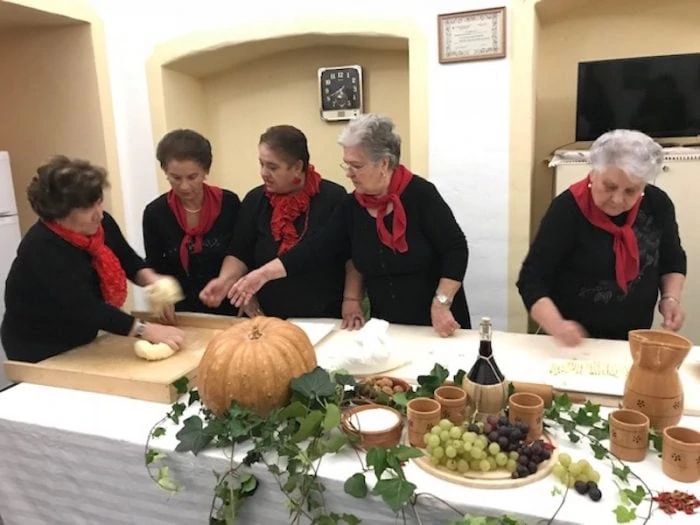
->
[337, 113, 401, 170]
[589, 129, 664, 184]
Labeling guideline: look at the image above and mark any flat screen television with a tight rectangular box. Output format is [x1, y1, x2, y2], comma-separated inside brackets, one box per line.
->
[575, 53, 700, 142]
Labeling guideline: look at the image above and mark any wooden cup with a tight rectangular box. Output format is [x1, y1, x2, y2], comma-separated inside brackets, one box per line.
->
[662, 426, 700, 483]
[508, 392, 545, 443]
[434, 385, 468, 425]
[341, 404, 404, 449]
[609, 409, 650, 462]
[407, 397, 441, 447]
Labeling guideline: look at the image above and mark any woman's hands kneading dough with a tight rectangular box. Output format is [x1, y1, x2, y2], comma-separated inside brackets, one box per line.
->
[146, 276, 184, 325]
[133, 322, 185, 361]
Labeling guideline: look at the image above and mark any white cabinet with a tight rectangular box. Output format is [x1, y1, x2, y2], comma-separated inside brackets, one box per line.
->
[553, 159, 700, 344]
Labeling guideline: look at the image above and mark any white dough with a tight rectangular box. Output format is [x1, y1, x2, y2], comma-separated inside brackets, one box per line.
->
[146, 277, 184, 315]
[134, 340, 177, 361]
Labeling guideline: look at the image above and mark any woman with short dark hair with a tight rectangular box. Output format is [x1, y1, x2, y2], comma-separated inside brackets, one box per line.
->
[200, 124, 356, 323]
[1, 156, 184, 363]
[142, 129, 241, 318]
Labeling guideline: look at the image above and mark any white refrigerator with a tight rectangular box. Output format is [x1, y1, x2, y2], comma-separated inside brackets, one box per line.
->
[0, 151, 22, 390]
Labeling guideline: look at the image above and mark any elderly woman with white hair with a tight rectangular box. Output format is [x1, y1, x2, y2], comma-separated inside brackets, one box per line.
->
[228, 114, 471, 337]
[517, 129, 687, 346]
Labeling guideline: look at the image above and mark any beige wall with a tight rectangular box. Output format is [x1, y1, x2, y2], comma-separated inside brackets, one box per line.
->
[532, 0, 700, 236]
[0, 24, 110, 233]
[197, 46, 409, 195]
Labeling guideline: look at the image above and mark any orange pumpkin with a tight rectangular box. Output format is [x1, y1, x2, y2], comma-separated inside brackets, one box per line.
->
[197, 316, 317, 416]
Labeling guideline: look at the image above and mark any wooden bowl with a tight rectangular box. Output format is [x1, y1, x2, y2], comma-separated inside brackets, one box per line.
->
[341, 404, 404, 449]
[352, 376, 412, 406]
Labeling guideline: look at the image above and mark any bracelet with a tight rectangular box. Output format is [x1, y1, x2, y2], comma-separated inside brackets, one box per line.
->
[343, 296, 362, 302]
[660, 295, 681, 305]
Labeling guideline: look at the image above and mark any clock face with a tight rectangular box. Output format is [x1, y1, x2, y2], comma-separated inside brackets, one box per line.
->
[320, 67, 361, 112]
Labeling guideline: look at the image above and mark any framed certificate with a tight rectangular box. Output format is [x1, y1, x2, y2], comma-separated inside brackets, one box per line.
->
[438, 7, 506, 64]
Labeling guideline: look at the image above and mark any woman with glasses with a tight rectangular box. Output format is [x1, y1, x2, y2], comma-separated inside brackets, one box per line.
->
[200, 125, 361, 325]
[227, 114, 471, 337]
[142, 129, 241, 319]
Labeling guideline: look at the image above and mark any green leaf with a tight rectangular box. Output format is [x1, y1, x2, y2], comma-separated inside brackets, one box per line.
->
[613, 506, 636, 523]
[372, 478, 416, 512]
[168, 402, 186, 424]
[175, 416, 214, 454]
[333, 372, 357, 387]
[612, 465, 631, 483]
[323, 403, 341, 432]
[319, 432, 348, 454]
[590, 442, 608, 460]
[172, 377, 189, 394]
[621, 485, 645, 506]
[152, 427, 166, 438]
[279, 401, 308, 420]
[588, 425, 609, 441]
[291, 367, 336, 399]
[145, 449, 166, 465]
[648, 430, 663, 453]
[187, 389, 200, 406]
[291, 410, 324, 443]
[156, 466, 177, 492]
[344, 473, 368, 498]
[366, 447, 388, 480]
[551, 485, 562, 496]
[240, 473, 258, 495]
[392, 445, 423, 462]
[553, 393, 572, 410]
[507, 381, 516, 398]
[453, 369, 466, 386]
[416, 363, 450, 394]
[392, 392, 408, 407]
[314, 516, 337, 525]
[340, 514, 361, 525]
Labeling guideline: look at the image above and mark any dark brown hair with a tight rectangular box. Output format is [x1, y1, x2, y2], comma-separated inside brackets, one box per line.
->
[27, 155, 109, 221]
[259, 125, 310, 171]
[156, 129, 213, 171]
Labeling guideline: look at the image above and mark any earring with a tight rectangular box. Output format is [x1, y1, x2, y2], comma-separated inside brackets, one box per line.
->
[292, 176, 302, 185]
[587, 183, 592, 189]
[641, 191, 645, 196]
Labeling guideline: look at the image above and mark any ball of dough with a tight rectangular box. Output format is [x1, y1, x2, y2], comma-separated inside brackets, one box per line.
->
[146, 277, 184, 315]
[134, 340, 177, 361]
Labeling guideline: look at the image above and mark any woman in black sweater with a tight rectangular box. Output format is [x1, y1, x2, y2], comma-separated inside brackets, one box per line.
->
[142, 130, 241, 318]
[1, 156, 184, 363]
[227, 114, 470, 337]
[517, 129, 687, 346]
[200, 125, 355, 322]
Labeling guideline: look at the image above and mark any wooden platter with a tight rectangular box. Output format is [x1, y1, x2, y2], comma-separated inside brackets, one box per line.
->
[4, 312, 240, 404]
[412, 434, 559, 489]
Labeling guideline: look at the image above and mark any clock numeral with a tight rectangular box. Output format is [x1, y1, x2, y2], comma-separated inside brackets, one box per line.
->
[353, 85, 358, 93]
[351, 77, 357, 84]
[325, 79, 331, 86]
[324, 87, 329, 94]
[330, 73, 336, 80]
[338, 71, 344, 79]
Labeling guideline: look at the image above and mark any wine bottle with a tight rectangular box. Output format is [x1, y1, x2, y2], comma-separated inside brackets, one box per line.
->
[467, 317, 505, 385]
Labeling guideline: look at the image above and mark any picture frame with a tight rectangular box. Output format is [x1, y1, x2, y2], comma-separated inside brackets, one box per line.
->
[437, 7, 506, 64]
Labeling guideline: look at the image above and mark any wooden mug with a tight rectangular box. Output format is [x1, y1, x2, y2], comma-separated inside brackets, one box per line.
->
[434, 385, 468, 425]
[407, 397, 441, 447]
[508, 392, 545, 443]
[609, 409, 650, 462]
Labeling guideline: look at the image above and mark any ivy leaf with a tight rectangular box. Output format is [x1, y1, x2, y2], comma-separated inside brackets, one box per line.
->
[344, 472, 368, 498]
[621, 485, 646, 506]
[507, 381, 516, 398]
[340, 514, 361, 525]
[172, 377, 189, 394]
[588, 425, 609, 441]
[333, 372, 357, 387]
[175, 416, 214, 454]
[553, 393, 572, 410]
[392, 392, 408, 408]
[590, 442, 608, 460]
[613, 506, 636, 523]
[392, 445, 424, 462]
[152, 427, 166, 438]
[372, 478, 417, 512]
[648, 430, 663, 453]
[239, 473, 258, 496]
[612, 465, 631, 483]
[187, 389, 200, 406]
[279, 401, 308, 420]
[416, 363, 450, 394]
[366, 447, 388, 480]
[551, 485, 562, 496]
[168, 402, 186, 424]
[319, 432, 348, 454]
[453, 369, 466, 386]
[145, 449, 166, 465]
[291, 367, 336, 399]
[323, 403, 341, 431]
[291, 410, 324, 443]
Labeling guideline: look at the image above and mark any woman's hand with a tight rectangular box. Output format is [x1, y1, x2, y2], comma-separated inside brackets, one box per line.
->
[200, 277, 231, 308]
[431, 303, 460, 337]
[157, 303, 177, 326]
[659, 297, 685, 331]
[341, 298, 365, 330]
[242, 295, 264, 318]
[550, 319, 587, 347]
[142, 322, 185, 350]
[228, 269, 269, 307]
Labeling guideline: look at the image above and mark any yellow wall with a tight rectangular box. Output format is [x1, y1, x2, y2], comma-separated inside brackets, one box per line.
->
[0, 24, 109, 233]
[199, 46, 409, 195]
[532, 0, 700, 237]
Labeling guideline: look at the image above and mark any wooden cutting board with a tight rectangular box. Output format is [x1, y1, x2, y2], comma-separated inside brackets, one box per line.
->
[3, 312, 240, 404]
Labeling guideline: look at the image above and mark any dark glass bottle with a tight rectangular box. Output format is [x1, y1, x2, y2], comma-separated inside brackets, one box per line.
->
[467, 317, 504, 385]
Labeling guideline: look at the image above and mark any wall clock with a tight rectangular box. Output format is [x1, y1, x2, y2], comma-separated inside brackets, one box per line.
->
[317, 65, 363, 121]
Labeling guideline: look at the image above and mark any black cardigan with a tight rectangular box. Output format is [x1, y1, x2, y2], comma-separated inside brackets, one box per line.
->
[1, 212, 147, 362]
[517, 185, 687, 340]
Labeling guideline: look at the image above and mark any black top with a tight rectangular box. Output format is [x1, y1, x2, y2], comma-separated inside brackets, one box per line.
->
[228, 180, 347, 319]
[517, 185, 687, 340]
[143, 190, 241, 315]
[280, 176, 471, 328]
[1, 212, 147, 362]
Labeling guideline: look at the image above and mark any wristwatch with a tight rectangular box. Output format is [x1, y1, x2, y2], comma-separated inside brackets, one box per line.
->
[134, 320, 146, 338]
[434, 293, 452, 307]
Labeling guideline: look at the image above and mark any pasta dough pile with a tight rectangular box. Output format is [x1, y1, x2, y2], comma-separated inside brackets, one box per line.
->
[146, 276, 184, 316]
[134, 340, 177, 361]
[548, 360, 627, 377]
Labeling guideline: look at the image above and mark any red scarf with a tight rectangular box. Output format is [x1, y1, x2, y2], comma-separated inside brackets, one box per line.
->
[570, 174, 642, 293]
[266, 165, 322, 255]
[43, 220, 127, 308]
[354, 164, 413, 253]
[167, 183, 223, 274]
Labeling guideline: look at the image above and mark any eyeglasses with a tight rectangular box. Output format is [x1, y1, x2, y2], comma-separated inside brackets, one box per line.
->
[339, 162, 366, 173]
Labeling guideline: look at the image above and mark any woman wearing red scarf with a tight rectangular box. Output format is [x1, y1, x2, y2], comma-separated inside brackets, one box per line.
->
[227, 114, 471, 337]
[1, 156, 184, 363]
[517, 130, 687, 346]
[200, 125, 353, 322]
[143, 129, 241, 319]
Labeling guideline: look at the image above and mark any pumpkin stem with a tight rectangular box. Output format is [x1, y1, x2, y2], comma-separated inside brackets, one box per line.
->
[249, 326, 263, 340]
